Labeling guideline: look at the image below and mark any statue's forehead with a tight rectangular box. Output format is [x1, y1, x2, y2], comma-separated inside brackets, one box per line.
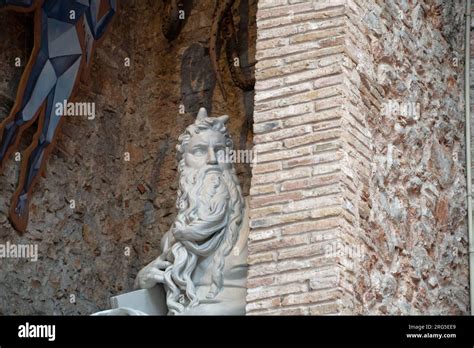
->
[187, 129, 225, 147]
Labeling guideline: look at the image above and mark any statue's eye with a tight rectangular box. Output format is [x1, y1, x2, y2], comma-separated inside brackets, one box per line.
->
[193, 147, 206, 155]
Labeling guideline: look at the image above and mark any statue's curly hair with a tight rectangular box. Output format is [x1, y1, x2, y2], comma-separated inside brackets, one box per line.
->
[160, 113, 244, 314]
[176, 115, 233, 162]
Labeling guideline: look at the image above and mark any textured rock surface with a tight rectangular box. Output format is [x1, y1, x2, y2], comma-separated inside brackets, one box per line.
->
[352, 0, 469, 314]
[0, 1, 256, 315]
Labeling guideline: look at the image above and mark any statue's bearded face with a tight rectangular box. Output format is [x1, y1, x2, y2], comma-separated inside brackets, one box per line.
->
[175, 128, 233, 245]
[161, 114, 244, 314]
[184, 129, 230, 171]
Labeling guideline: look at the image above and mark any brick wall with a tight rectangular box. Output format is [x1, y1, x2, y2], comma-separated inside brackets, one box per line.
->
[248, 0, 468, 315]
[248, 0, 357, 315]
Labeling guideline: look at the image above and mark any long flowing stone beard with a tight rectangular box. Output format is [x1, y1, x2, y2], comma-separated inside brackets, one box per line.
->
[162, 162, 244, 314]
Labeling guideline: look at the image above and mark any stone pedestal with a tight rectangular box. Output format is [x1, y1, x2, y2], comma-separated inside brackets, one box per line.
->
[110, 286, 167, 315]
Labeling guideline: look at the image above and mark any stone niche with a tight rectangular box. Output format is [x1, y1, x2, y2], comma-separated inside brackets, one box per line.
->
[0, 0, 256, 315]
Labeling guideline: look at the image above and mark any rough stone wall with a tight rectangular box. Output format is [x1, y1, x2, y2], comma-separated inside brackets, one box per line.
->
[470, 2, 474, 314]
[353, 0, 468, 315]
[471, 0, 474, 255]
[248, 0, 468, 315]
[0, 0, 256, 315]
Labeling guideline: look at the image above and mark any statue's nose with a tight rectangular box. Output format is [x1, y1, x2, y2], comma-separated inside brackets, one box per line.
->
[206, 148, 218, 165]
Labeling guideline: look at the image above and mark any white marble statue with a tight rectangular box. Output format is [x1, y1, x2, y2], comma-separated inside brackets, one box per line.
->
[95, 107, 249, 315]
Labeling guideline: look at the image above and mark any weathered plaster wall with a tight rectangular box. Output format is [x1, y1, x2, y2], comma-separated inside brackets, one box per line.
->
[0, 0, 256, 315]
